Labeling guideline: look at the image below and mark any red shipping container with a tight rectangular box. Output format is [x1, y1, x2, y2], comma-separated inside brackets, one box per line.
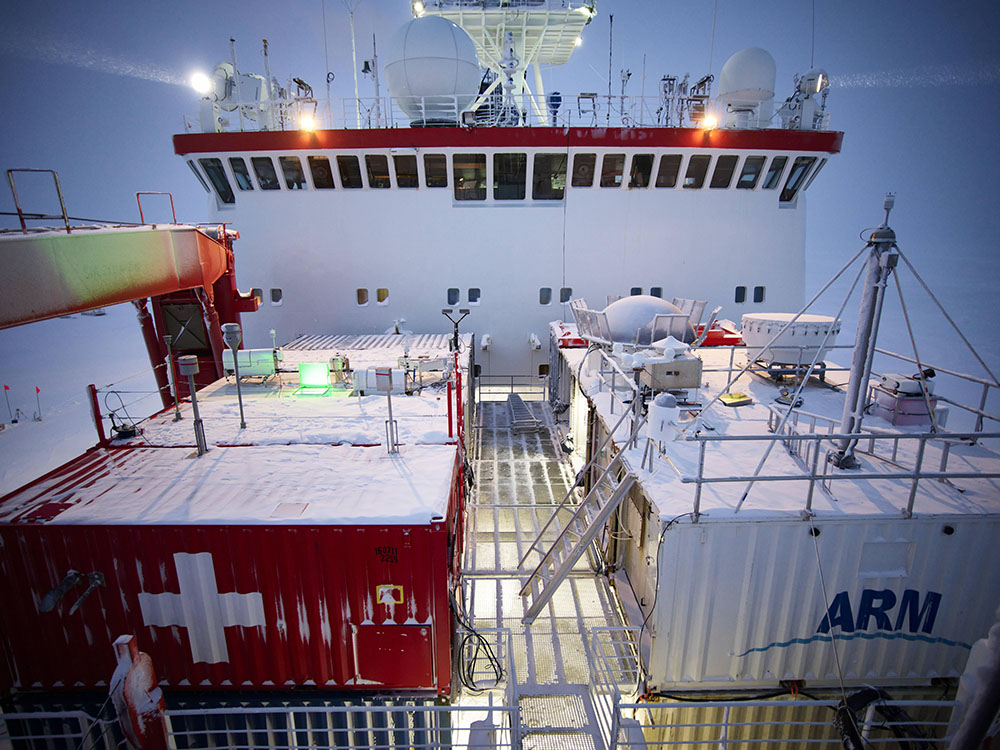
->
[0, 443, 463, 696]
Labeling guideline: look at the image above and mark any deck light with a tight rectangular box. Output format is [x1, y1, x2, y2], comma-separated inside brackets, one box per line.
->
[190, 71, 213, 96]
[575, 37, 582, 47]
[413, 1, 425, 15]
[299, 113, 316, 131]
[701, 114, 718, 131]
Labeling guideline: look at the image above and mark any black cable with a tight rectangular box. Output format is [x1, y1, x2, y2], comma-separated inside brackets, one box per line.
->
[103, 390, 154, 446]
[448, 588, 503, 693]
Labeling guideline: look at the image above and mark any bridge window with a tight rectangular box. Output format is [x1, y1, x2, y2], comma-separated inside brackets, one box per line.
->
[187, 160, 210, 193]
[600, 154, 625, 187]
[447, 288, 459, 305]
[560, 287, 573, 303]
[629, 154, 654, 188]
[802, 157, 827, 192]
[655, 155, 682, 188]
[365, 154, 391, 189]
[393, 154, 418, 188]
[376, 288, 389, 305]
[251, 157, 280, 190]
[762, 156, 788, 189]
[533, 153, 567, 200]
[735, 286, 747, 303]
[494, 153, 526, 200]
[736, 156, 766, 189]
[571, 153, 596, 187]
[307, 156, 335, 189]
[683, 155, 711, 189]
[356, 288, 369, 306]
[454, 154, 486, 200]
[753, 285, 766, 303]
[229, 158, 254, 190]
[539, 287, 552, 305]
[780, 156, 818, 202]
[424, 154, 448, 187]
[650, 287, 663, 298]
[279, 156, 306, 189]
[468, 287, 481, 304]
[337, 155, 363, 188]
[198, 158, 235, 204]
[710, 155, 738, 188]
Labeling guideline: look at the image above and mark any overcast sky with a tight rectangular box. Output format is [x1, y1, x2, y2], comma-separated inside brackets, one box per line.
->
[1, 0, 998, 375]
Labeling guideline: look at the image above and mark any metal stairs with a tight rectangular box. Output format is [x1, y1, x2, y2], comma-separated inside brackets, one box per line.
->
[518, 408, 645, 624]
[507, 393, 541, 433]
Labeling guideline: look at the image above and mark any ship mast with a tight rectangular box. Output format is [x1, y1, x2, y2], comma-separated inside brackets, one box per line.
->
[414, 0, 595, 125]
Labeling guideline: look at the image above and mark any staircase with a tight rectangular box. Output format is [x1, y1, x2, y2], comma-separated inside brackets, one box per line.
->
[518, 409, 644, 624]
[508, 393, 541, 433]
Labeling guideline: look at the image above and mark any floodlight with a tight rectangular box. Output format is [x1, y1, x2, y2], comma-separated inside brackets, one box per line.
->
[190, 72, 213, 96]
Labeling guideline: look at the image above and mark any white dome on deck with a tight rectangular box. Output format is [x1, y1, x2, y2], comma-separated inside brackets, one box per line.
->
[383, 16, 480, 125]
[603, 295, 694, 345]
[718, 47, 776, 103]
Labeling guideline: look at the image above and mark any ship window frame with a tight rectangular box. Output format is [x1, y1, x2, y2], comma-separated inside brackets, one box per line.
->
[780, 156, 818, 202]
[709, 154, 739, 189]
[600, 153, 626, 187]
[630, 287, 642, 296]
[365, 154, 391, 189]
[447, 288, 460, 305]
[229, 157, 254, 191]
[454, 153, 487, 201]
[735, 286, 747, 304]
[198, 157, 235, 204]
[683, 155, 712, 189]
[186, 160, 211, 193]
[802, 157, 827, 192]
[279, 156, 307, 190]
[337, 155, 364, 189]
[251, 288, 263, 305]
[571, 153, 596, 187]
[538, 364, 550, 377]
[424, 154, 448, 187]
[655, 154, 682, 188]
[251, 157, 281, 190]
[629, 153, 654, 188]
[307, 155, 335, 189]
[376, 287, 389, 305]
[736, 156, 767, 189]
[493, 152, 527, 200]
[393, 154, 419, 188]
[762, 156, 788, 190]
[753, 285, 766, 303]
[356, 288, 369, 306]
[468, 287, 481, 305]
[559, 287, 573, 303]
[539, 287, 553, 305]
[532, 153, 568, 200]
[270, 288, 283, 306]
[650, 287, 663, 298]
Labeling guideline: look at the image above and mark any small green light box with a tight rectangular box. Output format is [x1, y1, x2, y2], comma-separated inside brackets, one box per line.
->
[293, 362, 332, 396]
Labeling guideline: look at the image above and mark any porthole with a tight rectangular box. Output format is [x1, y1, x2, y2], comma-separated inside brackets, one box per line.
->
[539, 287, 552, 305]
[270, 288, 283, 306]
[447, 288, 459, 305]
[735, 286, 747, 304]
[650, 287, 663, 298]
[630, 287, 642, 296]
[559, 287, 573, 303]
[376, 288, 389, 305]
[356, 288, 369, 306]
[753, 286, 765, 303]
[468, 288, 481, 304]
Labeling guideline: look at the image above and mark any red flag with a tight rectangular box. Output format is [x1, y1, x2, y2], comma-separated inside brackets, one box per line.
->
[36, 386, 40, 394]
[3, 385, 8, 391]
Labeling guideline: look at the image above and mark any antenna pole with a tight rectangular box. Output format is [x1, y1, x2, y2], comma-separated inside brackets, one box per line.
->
[834, 194, 899, 468]
[606, 14, 613, 126]
[349, 6, 361, 128]
[372, 34, 381, 127]
[230, 38, 245, 131]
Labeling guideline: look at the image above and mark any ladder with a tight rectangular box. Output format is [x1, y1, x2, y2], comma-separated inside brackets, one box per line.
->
[518, 409, 645, 624]
[507, 393, 540, 433]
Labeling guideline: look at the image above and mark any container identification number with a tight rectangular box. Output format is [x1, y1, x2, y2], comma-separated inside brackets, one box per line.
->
[375, 545, 398, 564]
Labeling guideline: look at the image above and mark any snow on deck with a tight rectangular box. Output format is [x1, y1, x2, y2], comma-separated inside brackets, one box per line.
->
[564, 347, 1000, 521]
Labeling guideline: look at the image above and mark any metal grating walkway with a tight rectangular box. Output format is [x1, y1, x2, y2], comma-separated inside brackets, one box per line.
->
[464, 401, 627, 747]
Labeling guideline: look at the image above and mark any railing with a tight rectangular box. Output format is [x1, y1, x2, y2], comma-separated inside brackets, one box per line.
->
[184, 91, 828, 134]
[477, 374, 549, 402]
[682, 429, 1000, 520]
[0, 708, 122, 749]
[588, 627, 958, 750]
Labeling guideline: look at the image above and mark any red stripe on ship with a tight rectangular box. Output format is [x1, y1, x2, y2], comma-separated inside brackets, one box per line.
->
[174, 127, 843, 155]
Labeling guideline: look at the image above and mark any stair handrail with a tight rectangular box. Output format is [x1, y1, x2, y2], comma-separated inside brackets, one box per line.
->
[517, 405, 634, 568]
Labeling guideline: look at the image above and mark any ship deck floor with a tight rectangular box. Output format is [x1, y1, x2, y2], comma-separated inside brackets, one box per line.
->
[463, 400, 629, 749]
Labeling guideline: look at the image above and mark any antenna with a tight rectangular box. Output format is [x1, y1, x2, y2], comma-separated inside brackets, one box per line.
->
[221, 323, 247, 429]
[811, 0, 816, 68]
[606, 14, 613, 126]
[178, 356, 208, 456]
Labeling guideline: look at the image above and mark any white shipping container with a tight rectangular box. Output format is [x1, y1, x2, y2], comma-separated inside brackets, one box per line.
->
[633, 515, 1000, 690]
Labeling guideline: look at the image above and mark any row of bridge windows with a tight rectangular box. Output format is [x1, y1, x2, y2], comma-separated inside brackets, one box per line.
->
[190, 151, 826, 207]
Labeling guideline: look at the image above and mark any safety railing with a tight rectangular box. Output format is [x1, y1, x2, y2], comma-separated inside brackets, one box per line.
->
[0, 708, 123, 749]
[682, 429, 1000, 520]
[588, 627, 958, 750]
[184, 91, 831, 134]
[477, 374, 549, 402]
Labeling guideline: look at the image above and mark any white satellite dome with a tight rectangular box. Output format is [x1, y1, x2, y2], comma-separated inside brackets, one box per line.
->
[603, 295, 694, 345]
[718, 47, 776, 104]
[383, 16, 481, 125]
